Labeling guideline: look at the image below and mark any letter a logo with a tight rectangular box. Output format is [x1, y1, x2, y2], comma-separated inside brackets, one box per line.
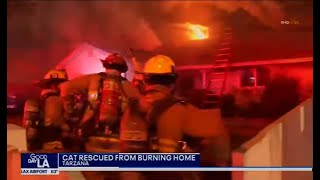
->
[37, 159, 50, 168]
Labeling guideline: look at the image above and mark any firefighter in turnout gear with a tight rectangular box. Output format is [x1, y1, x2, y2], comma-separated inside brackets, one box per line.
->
[119, 55, 231, 180]
[59, 53, 140, 150]
[23, 69, 69, 152]
[59, 53, 141, 180]
[121, 55, 230, 171]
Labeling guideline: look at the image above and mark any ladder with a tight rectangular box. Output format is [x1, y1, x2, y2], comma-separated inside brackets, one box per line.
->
[207, 28, 232, 96]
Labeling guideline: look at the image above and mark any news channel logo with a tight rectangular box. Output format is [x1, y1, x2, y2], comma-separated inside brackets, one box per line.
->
[280, 20, 300, 25]
[21, 153, 59, 175]
[27, 154, 50, 168]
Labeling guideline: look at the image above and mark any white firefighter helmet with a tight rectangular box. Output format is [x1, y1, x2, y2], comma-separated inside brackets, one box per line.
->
[43, 69, 68, 80]
[35, 69, 68, 88]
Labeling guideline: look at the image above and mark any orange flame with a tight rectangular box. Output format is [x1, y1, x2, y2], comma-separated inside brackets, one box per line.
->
[184, 23, 209, 40]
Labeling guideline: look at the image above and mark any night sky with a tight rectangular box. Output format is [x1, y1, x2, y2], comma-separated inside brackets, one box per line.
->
[7, 1, 313, 84]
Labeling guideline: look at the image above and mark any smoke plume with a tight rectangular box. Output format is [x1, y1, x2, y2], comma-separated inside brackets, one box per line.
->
[8, 1, 285, 50]
[160, 1, 285, 29]
[7, 1, 163, 83]
[8, 1, 162, 51]
[7, 1, 298, 84]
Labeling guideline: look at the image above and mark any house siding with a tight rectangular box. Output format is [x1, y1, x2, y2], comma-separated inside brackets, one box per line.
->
[177, 61, 313, 105]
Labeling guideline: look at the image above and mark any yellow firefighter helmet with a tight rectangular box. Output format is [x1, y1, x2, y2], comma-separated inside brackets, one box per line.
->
[143, 55, 176, 74]
[35, 69, 68, 88]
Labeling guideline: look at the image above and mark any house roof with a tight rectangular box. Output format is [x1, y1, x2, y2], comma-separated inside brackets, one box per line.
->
[54, 43, 138, 80]
[55, 43, 109, 69]
[54, 43, 112, 79]
[51, 31, 312, 78]
[133, 31, 313, 67]
[176, 56, 313, 70]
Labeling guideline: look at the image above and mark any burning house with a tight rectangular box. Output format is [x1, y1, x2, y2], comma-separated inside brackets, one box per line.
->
[11, 16, 309, 115]
[52, 26, 312, 112]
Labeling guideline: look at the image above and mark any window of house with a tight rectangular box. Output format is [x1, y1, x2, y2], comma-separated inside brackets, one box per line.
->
[241, 69, 255, 87]
[241, 67, 271, 87]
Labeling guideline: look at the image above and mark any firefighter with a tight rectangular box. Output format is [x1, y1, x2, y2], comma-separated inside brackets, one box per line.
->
[23, 69, 69, 152]
[59, 53, 140, 144]
[59, 53, 141, 180]
[122, 55, 231, 166]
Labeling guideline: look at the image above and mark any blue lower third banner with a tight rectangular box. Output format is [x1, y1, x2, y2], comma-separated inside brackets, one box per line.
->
[21, 153, 200, 175]
[20, 153, 313, 175]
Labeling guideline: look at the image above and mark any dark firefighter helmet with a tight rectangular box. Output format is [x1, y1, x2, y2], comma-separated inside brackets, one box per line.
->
[100, 53, 128, 73]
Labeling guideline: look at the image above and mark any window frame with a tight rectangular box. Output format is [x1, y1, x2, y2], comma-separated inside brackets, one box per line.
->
[240, 67, 270, 88]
